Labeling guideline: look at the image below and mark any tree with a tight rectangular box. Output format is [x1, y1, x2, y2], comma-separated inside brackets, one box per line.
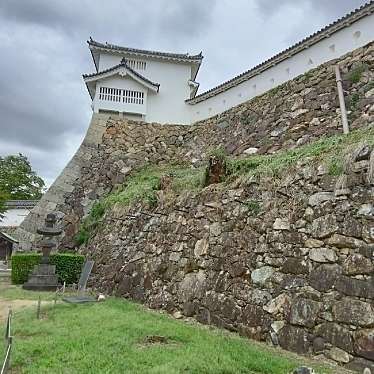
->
[0, 154, 45, 200]
[0, 190, 9, 221]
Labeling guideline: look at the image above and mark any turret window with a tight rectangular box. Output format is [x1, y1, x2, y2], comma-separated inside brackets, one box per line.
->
[99, 87, 144, 105]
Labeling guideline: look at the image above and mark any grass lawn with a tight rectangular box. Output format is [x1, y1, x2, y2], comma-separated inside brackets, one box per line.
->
[0, 289, 345, 374]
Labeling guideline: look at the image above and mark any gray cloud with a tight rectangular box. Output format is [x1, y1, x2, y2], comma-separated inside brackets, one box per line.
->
[255, 0, 368, 17]
[0, 0, 369, 187]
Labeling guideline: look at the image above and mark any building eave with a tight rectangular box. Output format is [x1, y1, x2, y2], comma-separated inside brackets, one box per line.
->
[186, 0, 374, 104]
[87, 38, 203, 65]
[83, 60, 160, 100]
[5, 200, 38, 209]
[0, 231, 19, 244]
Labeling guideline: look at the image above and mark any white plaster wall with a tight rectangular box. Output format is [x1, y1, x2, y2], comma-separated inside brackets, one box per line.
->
[97, 54, 193, 124]
[188, 13, 374, 123]
[94, 76, 148, 115]
[0, 208, 31, 227]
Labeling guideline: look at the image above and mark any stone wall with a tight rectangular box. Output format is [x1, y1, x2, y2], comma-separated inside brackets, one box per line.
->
[84, 143, 374, 372]
[19, 41, 373, 249]
[15, 113, 110, 250]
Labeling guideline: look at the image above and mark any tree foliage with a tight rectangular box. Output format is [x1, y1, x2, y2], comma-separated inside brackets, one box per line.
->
[0, 154, 45, 200]
[0, 190, 9, 221]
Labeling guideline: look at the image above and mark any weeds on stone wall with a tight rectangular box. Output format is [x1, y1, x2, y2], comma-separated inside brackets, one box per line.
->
[244, 199, 261, 216]
[347, 62, 369, 83]
[347, 92, 360, 112]
[75, 201, 106, 245]
[76, 166, 205, 245]
[227, 126, 374, 181]
[76, 126, 374, 246]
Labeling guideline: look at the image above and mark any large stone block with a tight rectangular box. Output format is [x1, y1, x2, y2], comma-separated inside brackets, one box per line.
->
[315, 322, 354, 353]
[311, 214, 338, 239]
[309, 264, 341, 292]
[278, 325, 310, 354]
[289, 298, 321, 328]
[326, 234, 366, 249]
[354, 329, 374, 360]
[333, 298, 374, 327]
[335, 275, 373, 299]
[309, 247, 337, 263]
[251, 266, 274, 285]
[343, 254, 374, 275]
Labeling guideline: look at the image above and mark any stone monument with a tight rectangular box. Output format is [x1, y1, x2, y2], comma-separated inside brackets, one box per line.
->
[23, 213, 61, 291]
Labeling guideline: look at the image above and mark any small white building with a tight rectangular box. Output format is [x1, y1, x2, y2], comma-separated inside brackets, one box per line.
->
[83, 39, 203, 124]
[83, 2, 374, 125]
[0, 200, 39, 229]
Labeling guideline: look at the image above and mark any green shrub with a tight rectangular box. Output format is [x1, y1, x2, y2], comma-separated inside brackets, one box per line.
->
[11, 252, 85, 285]
[50, 253, 85, 284]
[11, 253, 40, 285]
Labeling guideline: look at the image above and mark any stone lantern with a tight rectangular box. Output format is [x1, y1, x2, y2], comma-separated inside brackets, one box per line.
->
[23, 213, 62, 291]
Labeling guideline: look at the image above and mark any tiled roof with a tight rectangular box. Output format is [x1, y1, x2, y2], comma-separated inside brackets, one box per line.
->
[0, 231, 19, 244]
[187, 1, 374, 104]
[83, 58, 160, 91]
[88, 38, 203, 62]
[5, 200, 38, 209]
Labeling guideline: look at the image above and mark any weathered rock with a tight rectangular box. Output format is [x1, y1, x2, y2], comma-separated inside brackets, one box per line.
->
[342, 254, 374, 275]
[242, 304, 270, 327]
[346, 358, 374, 373]
[289, 298, 321, 328]
[278, 325, 310, 354]
[360, 244, 374, 259]
[243, 147, 259, 155]
[304, 238, 324, 248]
[271, 320, 286, 333]
[281, 258, 309, 275]
[358, 204, 374, 218]
[315, 323, 354, 353]
[326, 234, 365, 249]
[311, 214, 339, 239]
[309, 248, 337, 263]
[309, 264, 341, 292]
[313, 337, 325, 354]
[333, 299, 374, 327]
[251, 266, 274, 285]
[335, 275, 374, 299]
[354, 329, 374, 360]
[209, 223, 222, 237]
[363, 223, 374, 242]
[308, 192, 334, 207]
[194, 238, 209, 257]
[263, 294, 291, 315]
[273, 218, 290, 231]
[328, 347, 350, 363]
[178, 271, 206, 302]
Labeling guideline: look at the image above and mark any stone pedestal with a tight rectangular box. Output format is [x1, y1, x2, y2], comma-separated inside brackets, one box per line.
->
[23, 264, 59, 291]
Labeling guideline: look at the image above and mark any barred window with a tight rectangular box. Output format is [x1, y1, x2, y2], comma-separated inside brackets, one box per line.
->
[99, 87, 144, 105]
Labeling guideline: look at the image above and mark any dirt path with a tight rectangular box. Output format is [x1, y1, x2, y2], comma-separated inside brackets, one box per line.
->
[0, 298, 36, 321]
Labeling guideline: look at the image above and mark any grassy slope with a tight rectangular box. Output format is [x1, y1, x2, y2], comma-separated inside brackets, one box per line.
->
[5, 295, 337, 374]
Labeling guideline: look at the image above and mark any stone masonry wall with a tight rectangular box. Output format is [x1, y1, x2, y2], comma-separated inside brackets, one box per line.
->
[15, 113, 110, 250]
[84, 143, 374, 372]
[23, 41, 374, 249]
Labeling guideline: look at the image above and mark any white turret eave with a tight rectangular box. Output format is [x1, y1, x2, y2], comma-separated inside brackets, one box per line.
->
[83, 61, 160, 100]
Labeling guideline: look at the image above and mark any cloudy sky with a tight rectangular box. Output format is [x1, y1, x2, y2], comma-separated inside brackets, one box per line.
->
[0, 0, 369, 186]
